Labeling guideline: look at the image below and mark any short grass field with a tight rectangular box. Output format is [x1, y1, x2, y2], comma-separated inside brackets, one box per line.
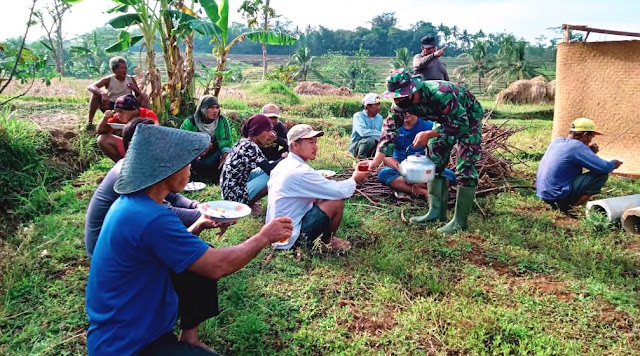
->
[1, 85, 638, 355]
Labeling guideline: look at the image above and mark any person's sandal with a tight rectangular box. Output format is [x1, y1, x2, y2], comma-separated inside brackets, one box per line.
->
[328, 237, 351, 252]
[394, 190, 413, 202]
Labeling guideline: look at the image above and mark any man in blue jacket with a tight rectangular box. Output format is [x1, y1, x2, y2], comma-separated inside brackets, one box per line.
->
[348, 93, 383, 159]
[536, 118, 622, 211]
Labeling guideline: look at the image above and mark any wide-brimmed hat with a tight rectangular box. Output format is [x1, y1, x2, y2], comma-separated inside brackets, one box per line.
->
[114, 125, 210, 194]
[570, 117, 602, 135]
[287, 124, 324, 143]
[382, 68, 422, 99]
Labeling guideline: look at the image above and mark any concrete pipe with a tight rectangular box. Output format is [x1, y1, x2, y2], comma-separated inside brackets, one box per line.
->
[585, 194, 640, 222]
[622, 207, 640, 235]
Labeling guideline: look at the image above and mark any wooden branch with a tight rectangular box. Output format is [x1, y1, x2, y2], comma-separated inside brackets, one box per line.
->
[0, 0, 38, 94]
[356, 188, 379, 205]
[0, 77, 36, 106]
[562, 24, 640, 39]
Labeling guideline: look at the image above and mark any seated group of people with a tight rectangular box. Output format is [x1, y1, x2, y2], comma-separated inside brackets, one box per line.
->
[84, 62, 622, 355]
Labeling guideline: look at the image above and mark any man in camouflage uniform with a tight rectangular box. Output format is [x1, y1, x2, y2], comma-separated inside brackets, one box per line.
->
[369, 68, 483, 234]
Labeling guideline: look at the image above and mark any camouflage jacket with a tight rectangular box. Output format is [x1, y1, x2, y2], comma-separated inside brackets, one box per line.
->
[377, 80, 484, 156]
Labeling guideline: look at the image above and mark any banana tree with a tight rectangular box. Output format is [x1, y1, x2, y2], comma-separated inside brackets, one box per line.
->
[199, 0, 296, 97]
[105, 0, 163, 117]
[105, 0, 223, 118]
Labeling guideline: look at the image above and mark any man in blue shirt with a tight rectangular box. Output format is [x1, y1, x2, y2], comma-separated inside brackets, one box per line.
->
[536, 118, 622, 211]
[86, 125, 293, 356]
[348, 93, 384, 159]
[378, 105, 456, 201]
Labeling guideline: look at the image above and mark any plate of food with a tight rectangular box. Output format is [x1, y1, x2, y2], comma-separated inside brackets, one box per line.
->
[108, 122, 125, 130]
[198, 200, 251, 223]
[184, 181, 206, 192]
[316, 169, 336, 178]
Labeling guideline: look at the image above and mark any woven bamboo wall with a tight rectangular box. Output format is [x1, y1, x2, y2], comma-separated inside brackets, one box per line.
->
[552, 40, 640, 177]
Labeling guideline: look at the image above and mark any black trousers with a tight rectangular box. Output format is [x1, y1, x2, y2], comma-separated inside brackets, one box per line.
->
[139, 270, 219, 355]
[171, 270, 219, 330]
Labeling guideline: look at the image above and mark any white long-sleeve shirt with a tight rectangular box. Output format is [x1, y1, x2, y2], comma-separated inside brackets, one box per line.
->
[266, 153, 356, 249]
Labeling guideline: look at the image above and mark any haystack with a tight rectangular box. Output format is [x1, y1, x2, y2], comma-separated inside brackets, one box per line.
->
[496, 76, 555, 104]
[294, 81, 353, 96]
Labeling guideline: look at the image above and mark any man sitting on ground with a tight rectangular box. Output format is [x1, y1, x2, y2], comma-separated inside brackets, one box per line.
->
[87, 56, 149, 126]
[96, 94, 158, 162]
[348, 93, 384, 159]
[378, 105, 456, 201]
[266, 124, 369, 252]
[85, 118, 202, 259]
[536, 117, 622, 212]
[86, 124, 293, 355]
[260, 103, 289, 161]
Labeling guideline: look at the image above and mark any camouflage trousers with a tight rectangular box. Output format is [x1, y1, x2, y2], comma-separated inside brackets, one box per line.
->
[428, 120, 482, 187]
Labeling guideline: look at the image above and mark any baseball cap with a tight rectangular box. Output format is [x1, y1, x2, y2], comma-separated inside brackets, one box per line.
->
[261, 103, 280, 118]
[287, 124, 324, 143]
[362, 93, 381, 106]
[570, 117, 602, 135]
[421, 36, 437, 49]
[114, 94, 139, 111]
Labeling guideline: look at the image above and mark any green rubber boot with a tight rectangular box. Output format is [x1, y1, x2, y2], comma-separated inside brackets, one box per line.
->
[437, 185, 476, 234]
[410, 176, 448, 223]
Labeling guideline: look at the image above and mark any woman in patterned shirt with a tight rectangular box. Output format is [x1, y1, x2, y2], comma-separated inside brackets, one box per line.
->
[220, 114, 281, 212]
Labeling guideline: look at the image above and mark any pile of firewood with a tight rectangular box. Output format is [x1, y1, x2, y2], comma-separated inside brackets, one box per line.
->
[332, 121, 528, 206]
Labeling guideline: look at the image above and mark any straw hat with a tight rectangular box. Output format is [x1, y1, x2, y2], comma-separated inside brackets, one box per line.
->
[114, 125, 210, 194]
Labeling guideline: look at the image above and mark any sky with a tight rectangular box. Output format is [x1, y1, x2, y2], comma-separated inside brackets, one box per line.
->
[1, 0, 638, 44]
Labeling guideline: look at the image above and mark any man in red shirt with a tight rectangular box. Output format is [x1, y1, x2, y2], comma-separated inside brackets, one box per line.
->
[96, 94, 158, 162]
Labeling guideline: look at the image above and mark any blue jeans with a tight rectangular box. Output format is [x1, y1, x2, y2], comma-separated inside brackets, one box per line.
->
[247, 167, 269, 201]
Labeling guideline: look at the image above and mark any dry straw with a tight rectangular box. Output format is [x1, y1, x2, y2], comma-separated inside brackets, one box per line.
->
[552, 40, 640, 177]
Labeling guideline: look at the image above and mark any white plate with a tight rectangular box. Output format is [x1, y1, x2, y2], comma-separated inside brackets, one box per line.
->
[316, 169, 336, 178]
[184, 181, 206, 192]
[198, 200, 251, 223]
[108, 123, 125, 130]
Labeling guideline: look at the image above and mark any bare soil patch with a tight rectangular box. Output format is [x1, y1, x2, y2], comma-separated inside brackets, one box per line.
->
[456, 234, 511, 276]
[597, 302, 635, 333]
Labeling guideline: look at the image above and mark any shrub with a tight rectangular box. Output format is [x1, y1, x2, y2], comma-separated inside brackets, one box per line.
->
[290, 97, 392, 118]
[247, 80, 300, 105]
[0, 110, 57, 218]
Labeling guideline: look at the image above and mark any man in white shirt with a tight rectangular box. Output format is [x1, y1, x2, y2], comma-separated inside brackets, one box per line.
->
[266, 124, 370, 252]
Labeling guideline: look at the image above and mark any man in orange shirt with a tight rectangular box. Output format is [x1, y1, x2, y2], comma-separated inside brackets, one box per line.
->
[96, 94, 158, 162]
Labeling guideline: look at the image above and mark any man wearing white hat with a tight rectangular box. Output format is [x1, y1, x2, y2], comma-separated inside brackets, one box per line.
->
[267, 124, 370, 252]
[86, 125, 293, 355]
[348, 93, 384, 159]
[536, 117, 623, 211]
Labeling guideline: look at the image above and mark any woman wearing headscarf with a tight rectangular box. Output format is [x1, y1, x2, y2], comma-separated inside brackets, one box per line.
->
[220, 114, 281, 212]
[180, 95, 232, 181]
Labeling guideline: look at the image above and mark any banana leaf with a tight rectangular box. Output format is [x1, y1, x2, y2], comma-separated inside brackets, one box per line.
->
[105, 35, 143, 53]
[107, 4, 129, 13]
[107, 13, 142, 29]
[217, 0, 228, 43]
[198, 0, 220, 24]
[245, 31, 297, 46]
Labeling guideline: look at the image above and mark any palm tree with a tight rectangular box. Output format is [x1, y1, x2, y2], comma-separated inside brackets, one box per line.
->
[389, 47, 411, 69]
[487, 40, 542, 89]
[288, 46, 317, 81]
[437, 23, 451, 46]
[450, 25, 459, 46]
[460, 29, 472, 50]
[454, 40, 493, 94]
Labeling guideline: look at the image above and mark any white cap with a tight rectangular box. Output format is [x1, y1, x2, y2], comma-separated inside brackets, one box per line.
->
[362, 93, 381, 106]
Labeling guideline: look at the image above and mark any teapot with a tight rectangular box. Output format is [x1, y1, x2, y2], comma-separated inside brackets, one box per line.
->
[398, 153, 435, 184]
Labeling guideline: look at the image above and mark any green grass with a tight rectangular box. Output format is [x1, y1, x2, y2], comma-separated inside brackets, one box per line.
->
[1, 95, 639, 355]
